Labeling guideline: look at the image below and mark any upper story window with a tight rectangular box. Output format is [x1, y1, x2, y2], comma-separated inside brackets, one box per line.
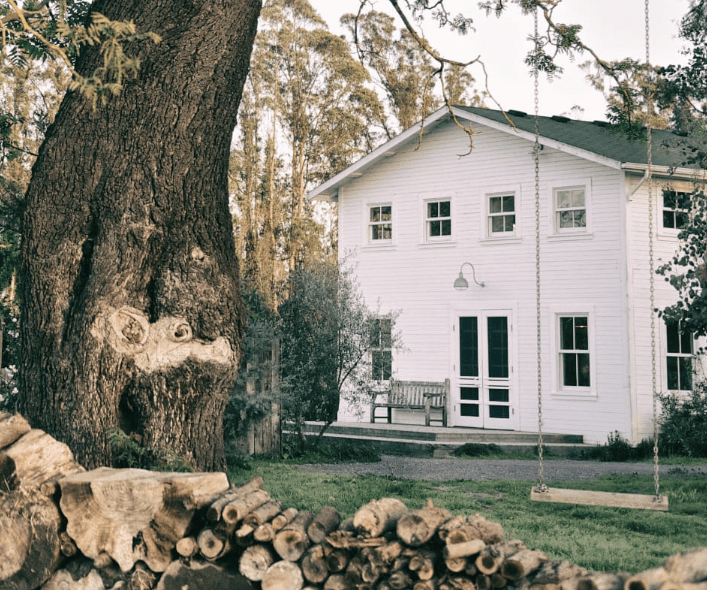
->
[425, 199, 451, 240]
[666, 321, 693, 391]
[369, 205, 392, 243]
[662, 190, 690, 230]
[488, 194, 516, 236]
[559, 315, 590, 388]
[554, 187, 586, 233]
[370, 317, 392, 381]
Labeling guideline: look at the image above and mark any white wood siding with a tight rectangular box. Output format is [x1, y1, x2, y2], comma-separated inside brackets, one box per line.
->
[338, 119, 632, 444]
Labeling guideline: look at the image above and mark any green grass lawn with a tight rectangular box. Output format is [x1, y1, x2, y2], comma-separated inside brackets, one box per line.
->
[229, 461, 707, 575]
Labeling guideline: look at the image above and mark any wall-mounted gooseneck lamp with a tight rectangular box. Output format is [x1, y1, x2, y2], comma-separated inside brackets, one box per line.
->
[453, 262, 485, 290]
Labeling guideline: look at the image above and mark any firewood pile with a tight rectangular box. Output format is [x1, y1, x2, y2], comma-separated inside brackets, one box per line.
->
[1, 412, 707, 590]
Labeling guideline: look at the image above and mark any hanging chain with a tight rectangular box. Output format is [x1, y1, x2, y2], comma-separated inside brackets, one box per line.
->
[533, 3, 547, 494]
[645, 0, 662, 503]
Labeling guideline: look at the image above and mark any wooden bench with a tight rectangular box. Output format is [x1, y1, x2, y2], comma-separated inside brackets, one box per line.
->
[370, 379, 450, 426]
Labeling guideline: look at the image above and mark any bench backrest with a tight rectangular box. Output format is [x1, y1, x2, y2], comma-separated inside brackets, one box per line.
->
[389, 380, 448, 406]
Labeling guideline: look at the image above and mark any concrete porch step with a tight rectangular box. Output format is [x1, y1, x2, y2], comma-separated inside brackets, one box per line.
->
[296, 421, 591, 459]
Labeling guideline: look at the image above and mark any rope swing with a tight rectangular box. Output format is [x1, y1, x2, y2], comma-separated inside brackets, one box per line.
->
[529, 0, 668, 511]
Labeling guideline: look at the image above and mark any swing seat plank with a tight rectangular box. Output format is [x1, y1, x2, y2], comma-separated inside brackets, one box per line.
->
[530, 487, 669, 511]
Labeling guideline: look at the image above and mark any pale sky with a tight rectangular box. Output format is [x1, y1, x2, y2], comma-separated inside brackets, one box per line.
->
[310, 0, 692, 122]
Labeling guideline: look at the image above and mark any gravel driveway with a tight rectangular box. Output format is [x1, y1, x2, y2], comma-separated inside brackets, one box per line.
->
[298, 455, 707, 482]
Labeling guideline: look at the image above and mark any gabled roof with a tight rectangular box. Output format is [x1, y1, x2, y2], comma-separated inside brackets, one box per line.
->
[307, 106, 702, 201]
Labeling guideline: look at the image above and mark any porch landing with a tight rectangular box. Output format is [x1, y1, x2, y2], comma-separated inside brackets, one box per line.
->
[301, 421, 592, 458]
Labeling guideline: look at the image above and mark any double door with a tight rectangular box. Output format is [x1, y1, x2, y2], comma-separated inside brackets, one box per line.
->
[453, 311, 516, 429]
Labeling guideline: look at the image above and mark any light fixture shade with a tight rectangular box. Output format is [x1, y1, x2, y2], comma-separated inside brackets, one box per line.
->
[453, 273, 469, 291]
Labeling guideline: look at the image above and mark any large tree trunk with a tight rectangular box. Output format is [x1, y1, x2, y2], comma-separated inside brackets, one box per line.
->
[19, 0, 261, 470]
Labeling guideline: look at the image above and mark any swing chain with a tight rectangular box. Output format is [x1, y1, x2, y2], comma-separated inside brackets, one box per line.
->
[645, 0, 662, 504]
[533, 3, 547, 495]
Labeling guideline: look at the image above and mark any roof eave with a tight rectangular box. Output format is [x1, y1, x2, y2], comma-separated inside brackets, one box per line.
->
[621, 162, 707, 180]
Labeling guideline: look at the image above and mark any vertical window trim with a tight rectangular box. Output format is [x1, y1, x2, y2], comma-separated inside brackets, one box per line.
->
[423, 197, 452, 242]
[366, 202, 393, 245]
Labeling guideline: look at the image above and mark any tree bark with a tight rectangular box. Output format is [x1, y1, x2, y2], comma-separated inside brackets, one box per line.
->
[19, 0, 261, 471]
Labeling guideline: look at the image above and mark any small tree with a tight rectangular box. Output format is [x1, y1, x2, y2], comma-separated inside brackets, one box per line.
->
[278, 259, 401, 450]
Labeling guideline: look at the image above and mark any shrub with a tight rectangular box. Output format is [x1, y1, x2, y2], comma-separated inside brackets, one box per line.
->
[659, 384, 707, 457]
[580, 431, 653, 462]
[452, 443, 504, 457]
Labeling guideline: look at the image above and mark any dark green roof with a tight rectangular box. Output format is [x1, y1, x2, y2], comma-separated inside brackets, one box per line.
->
[456, 106, 699, 170]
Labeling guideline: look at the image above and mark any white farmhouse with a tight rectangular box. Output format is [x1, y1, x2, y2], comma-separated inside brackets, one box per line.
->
[307, 106, 706, 445]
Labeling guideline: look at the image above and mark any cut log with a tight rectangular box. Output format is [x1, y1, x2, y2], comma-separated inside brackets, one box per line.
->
[2, 428, 84, 490]
[222, 488, 272, 525]
[155, 559, 254, 590]
[409, 548, 436, 580]
[40, 568, 106, 590]
[240, 544, 276, 582]
[235, 523, 255, 546]
[206, 476, 264, 522]
[323, 574, 349, 590]
[354, 497, 408, 538]
[491, 572, 508, 588]
[327, 530, 387, 549]
[261, 560, 304, 590]
[197, 528, 231, 560]
[664, 549, 707, 582]
[60, 531, 79, 558]
[576, 572, 629, 590]
[373, 541, 404, 566]
[467, 513, 504, 543]
[625, 568, 669, 590]
[327, 548, 350, 573]
[414, 580, 437, 590]
[660, 584, 707, 590]
[93, 552, 115, 569]
[0, 489, 63, 590]
[477, 574, 493, 590]
[445, 557, 468, 573]
[272, 507, 299, 531]
[396, 499, 452, 547]
[176, 537, 199, 558]
[59, 467, 230, 573]
[130, 561, 158, 590]
[389, 570, 413, 589]
[302, 544, 329, 584]
[254, 523, 276, 543]
[273, 510, 315, 561]
[243, 499, 283, 527]
[0, 413, 31, 450]
[477, 545, 507, 575]
[533, 560, 589, 587]
[501, 549, 549, 581]
[444, 539, 486, 560]
[308, 505, 342, 543]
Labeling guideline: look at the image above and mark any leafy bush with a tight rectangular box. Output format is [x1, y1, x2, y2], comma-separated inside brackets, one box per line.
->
[452, 443, 504, 457]
[659, 384, 707, 457]
[580, 431, 654, 462]
[106, 429, 194, 471]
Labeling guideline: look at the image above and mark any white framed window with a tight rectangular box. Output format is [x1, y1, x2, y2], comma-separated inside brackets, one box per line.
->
[488, 193, 516, 236]
[554, 186, 587, 233]
[425, 199, 451, 241]
[370, 317, 392, 381]
[558, 315, 591, 389]
[368, 204, 392, 243]
[662, 189, 690, 230]
[665, 321, 693, 391]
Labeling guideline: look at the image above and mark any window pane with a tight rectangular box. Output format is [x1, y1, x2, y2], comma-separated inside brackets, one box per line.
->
[489, 406, 510, 419]
[381, 225, 392, 240]
[676, 212, 689, 229]
[559, 211, 574, 228]
[428, 202, 439, 218]
[460, 387, 479, 401]
[440, 201, 451, 217]
[680, 330, 693, 355]
[370, 319, 381, 347]
[488, 389, 509, 403]
[667, 356, 679, 390]
[574, 317, 589, 350]
[577, 353, 591, 387]
[679, 357, 692, 390]
[663, 211, 675, 228]
[430, 221, 440, 236]
[505, 215, 516, 231]
[666, 322, 680, 354]
[460, 317, 479, 377]
[489, 197, 502, 213]
[562, 353, 577, 387]
[503, 195, 514, 212]
[560, 317, 574, 350]
[576, 210, 587, 228]
[380, 319, 392, 348]
[441, 219, 451, 236]
[381, 206, 392, 221]
[372, 350, 391, 381]
[370, 207, 380, 222]
[571, 189, 585, 207]
[664, 190, 676, 209]
[460, 404, 480, 417]
[557, 190, 571, 209]
[491, 216, 504, 233]
[487, 317, 509, 378]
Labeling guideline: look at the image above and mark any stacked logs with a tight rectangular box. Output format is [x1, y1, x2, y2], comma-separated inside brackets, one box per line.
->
[1, 411, 707, 590]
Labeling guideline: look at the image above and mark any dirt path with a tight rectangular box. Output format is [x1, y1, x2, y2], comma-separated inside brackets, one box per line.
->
[298, 455, 707, 482]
